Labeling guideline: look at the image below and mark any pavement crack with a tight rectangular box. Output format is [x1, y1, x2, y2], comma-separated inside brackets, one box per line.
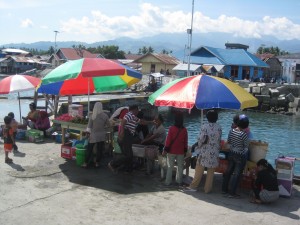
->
[0, 186, 77, 215]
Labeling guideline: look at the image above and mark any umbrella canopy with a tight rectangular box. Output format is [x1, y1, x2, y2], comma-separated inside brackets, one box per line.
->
[148, 75, 258, 110]
[0, 74, 41, 94]
[37, 58, 142, 95]
[41, 58, 141, 84]
[0, 74, 41, 122]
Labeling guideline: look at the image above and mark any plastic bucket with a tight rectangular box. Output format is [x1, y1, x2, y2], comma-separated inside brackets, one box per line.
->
[249, 141, 268, 163]
[75, 144, 86, 166]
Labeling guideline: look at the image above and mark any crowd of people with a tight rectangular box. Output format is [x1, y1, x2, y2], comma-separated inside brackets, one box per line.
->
[2, 102, 280, 205]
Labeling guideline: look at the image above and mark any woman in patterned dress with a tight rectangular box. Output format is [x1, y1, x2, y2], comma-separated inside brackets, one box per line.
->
[184, 110, 222, 193]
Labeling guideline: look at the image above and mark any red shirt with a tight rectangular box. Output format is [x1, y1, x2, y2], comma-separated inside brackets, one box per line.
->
[165, 126, 188, 155]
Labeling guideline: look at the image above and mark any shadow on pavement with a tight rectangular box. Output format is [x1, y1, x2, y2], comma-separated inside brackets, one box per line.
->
[180, 173, 300, 221]
[58, 156, 175, 195]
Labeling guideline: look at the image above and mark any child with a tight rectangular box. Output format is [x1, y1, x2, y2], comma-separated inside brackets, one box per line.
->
[8, 112, 19, 153]
[3, 116, 15, 163]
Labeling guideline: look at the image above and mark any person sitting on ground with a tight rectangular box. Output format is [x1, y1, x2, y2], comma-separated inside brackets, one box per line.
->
[34, 111, 50, 132]
[8, 112, 19, 153]
[3, 116, 16, 164]
[184, 110, 222, 193]
[22, 102, 39, 129]
[250, 159, 279, 204]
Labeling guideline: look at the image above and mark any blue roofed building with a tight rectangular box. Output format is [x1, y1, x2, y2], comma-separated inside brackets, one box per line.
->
[190, 45, 269, 81]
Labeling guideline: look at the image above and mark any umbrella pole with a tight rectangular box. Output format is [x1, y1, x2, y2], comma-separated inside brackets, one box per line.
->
[18, 92, 22, 123]
[88, 77, 90, 118]
[201, 109, 204, 126]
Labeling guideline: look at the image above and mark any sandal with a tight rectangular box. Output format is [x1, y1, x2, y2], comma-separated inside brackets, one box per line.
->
[5, 158, 13, 164]
[249, 198, 262, 204]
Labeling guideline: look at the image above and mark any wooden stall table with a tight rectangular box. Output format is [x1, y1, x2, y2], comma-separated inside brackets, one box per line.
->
[53, 120, 87, 144]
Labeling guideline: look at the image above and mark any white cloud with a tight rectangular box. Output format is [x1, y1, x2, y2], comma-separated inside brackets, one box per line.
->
[40, 25, 48, 29]
[20, 18, 33, 28]
[59, 3, 300, 42]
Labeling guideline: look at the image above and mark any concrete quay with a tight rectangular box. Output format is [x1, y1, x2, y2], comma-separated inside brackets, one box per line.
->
[0, 139, 299, 225]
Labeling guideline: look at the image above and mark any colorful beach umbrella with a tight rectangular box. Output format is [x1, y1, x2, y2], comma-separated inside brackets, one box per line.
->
[0, 74, 41, 122]
[37, 58, 142, 95]
[148, 75, 258, 110]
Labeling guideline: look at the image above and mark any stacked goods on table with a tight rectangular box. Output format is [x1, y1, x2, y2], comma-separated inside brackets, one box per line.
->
[25, 129, 44, 143]
[55, 113, 88, 124]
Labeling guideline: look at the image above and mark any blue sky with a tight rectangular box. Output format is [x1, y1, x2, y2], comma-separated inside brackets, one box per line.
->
[1, 0, 300, 45]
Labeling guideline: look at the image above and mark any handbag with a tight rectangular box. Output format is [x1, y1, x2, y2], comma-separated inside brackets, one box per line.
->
[164, 128, 182, 152]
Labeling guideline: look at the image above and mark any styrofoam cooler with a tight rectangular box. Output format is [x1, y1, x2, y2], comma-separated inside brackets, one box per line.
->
[132, 144, 145, 158]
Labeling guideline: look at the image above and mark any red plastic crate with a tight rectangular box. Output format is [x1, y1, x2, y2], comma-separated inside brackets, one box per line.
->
[61, 145, 76, 160]
[240, 175, 255, 190]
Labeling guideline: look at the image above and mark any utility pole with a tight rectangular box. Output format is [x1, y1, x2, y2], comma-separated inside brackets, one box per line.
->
[54, 30, 59, 52]
[187, 0, 195, 76]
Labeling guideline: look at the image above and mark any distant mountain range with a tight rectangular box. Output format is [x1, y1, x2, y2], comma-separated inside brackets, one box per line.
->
[2, 32, 300, 60]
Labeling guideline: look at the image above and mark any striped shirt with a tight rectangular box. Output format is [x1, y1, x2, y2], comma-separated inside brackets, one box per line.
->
[124, 111, 140, 135]
[227, 128, 249, 155]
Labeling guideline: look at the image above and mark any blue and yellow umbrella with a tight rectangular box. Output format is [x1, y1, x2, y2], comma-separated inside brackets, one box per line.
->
[148, 75, 258, 110]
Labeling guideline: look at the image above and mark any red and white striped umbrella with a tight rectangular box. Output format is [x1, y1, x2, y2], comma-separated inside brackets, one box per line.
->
[0, 75, 41, 122]
[0, 74, 41, 94]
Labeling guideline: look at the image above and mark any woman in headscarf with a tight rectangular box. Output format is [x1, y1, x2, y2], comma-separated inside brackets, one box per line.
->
[82, 102, 110, 168]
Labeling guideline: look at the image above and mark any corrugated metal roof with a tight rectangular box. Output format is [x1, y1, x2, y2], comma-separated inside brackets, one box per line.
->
[59, 48, 98, 60]
[172, 63, 201, 71]
[133, 53, 180, 65]
[191, 46, 269, 68]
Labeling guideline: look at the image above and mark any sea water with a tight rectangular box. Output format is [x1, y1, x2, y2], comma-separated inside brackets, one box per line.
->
[0, 97, 299, 174]
[158, 107, 300, 175]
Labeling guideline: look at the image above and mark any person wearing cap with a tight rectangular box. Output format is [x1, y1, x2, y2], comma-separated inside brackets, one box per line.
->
[22, 102, 39, 129]
[231, 114, 253, 140]
[222, 114, 250, 198]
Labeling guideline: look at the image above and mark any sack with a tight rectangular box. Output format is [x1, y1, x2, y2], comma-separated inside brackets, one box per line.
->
[145, 145, 159, 160]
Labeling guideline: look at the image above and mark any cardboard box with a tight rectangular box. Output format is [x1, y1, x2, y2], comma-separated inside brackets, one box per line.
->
[68, 104, 83, 118]
[61, 145, 76, 160]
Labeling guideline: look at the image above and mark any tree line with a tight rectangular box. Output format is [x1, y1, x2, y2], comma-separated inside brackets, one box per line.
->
[2, 44, 288, 58]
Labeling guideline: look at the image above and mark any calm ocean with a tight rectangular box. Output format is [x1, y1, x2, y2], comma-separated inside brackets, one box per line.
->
[0, 94, 299, 175]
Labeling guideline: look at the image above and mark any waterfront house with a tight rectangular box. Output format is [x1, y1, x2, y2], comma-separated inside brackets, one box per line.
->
[132, 53, 180, 75]
[190, 45, 269, 80]
[256, 53, 282, 82]
[277, 53, 300, 83]
[48, 48, 101, 67]
[0, 56, 49, 74]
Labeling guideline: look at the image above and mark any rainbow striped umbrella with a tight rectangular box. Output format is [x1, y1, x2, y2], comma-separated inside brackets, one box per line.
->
[148, 75, 258, 110]
[37, 58, 142, 95]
